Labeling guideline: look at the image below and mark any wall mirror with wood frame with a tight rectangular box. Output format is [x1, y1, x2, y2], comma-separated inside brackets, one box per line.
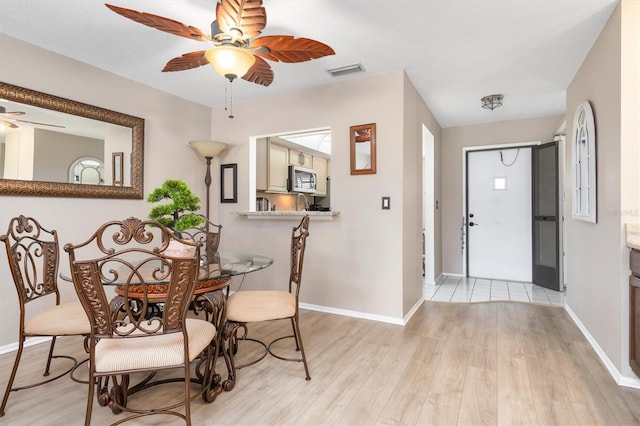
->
[350, 123, 376, 175]
[0, 81, 144, 198]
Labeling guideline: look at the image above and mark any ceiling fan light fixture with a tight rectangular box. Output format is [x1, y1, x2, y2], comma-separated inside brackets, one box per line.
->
[481, 94, 504, 111]
[205, 46, 256, 81]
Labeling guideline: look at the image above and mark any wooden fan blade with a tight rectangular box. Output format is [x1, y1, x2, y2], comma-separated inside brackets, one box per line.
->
[216, 0, 266, 40]
[242, 56, 273, 86]
[0, 119, 18, 129]
[13, 118, 65, 128]
[0, 111, 25, 117]
[355, 129, 372, 142]
[163, 51, 210, 72]
[252, 36, 335, 63]
[106, 4, 211, 42]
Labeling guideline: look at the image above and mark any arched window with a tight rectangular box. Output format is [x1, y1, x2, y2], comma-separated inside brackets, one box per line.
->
[572, 101, 596, 223]
[68, 157, 104, 185]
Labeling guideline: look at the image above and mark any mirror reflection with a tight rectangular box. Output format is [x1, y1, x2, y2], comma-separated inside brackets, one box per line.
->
[69, 157, 104, 184]
[0, 82, 144, 199]
[0, 99, 131, 186]
[350, 123, 376, 175]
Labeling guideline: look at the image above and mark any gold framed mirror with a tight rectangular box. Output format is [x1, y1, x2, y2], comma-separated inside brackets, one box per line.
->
[350, 123, 376, 175]
[0, 82, 144, 198]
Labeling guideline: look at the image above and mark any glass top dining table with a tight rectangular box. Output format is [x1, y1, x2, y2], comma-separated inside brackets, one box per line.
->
[204, 251, 274, 279]
[60, 251, 274, 291]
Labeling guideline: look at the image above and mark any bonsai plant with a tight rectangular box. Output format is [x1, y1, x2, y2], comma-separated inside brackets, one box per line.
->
[147, 179, 205, 234]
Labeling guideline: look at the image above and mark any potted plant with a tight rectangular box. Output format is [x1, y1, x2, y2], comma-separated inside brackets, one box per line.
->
[147, 179, 205, 236]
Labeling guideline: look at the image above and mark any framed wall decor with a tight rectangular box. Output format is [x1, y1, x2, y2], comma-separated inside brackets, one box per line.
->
[221, 163, 237, 203]
[112, 152, 124, 186]
[350, 123, 377, 175]
[571, 101, 596, 223]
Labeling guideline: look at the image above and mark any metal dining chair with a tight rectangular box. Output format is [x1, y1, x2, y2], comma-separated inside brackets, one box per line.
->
[225, 215, 311, 380]
[0, 215, 90, 417]
[64, 217, 218, 426]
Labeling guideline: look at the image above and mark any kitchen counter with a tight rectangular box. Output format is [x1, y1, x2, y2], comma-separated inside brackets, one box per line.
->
[626, 223, 640, 250]
[235, 211, 340, 220]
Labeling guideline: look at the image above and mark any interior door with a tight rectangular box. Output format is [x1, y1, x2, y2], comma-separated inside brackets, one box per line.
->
[532, 142, 560, 290]
[467, 147, 532, 282]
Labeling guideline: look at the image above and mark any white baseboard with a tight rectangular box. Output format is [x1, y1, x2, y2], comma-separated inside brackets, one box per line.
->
[565, 304, 640, 389]
[403, 298, 425, 325]
[442, 272, 464, 278]
[423, 272, 444, 286]
[300, 302, 405, 325]
[0, 336, 51, 356]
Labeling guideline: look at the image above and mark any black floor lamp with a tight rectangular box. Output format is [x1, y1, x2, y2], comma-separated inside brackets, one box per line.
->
[188, 140, 228, 223]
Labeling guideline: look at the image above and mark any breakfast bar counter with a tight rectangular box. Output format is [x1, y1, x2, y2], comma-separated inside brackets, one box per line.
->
[236, 211, 340, 220]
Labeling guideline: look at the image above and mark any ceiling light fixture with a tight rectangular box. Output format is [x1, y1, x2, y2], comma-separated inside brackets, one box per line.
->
[205, 46, 257, 119]
[205, 46, 256, 82]
[481, 94, 504, 111]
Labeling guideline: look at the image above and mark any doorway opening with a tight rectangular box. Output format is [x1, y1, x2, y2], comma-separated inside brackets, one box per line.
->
[422, 125, 435, 285]
[250, 127, 331, 212]
[463, 141, 562, 290]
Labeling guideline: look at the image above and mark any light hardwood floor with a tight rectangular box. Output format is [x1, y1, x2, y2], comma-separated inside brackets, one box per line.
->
[2, 301, 640, 425]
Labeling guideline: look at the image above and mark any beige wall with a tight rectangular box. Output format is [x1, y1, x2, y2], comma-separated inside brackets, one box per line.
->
[441, 116, 563, 275]
[0, 35, 212, 347]
[33, 131, 103, 183]
[566, 1, 640, 381]
[402, 73, 443, 314]
[0, 34, 443, 350]
[208, 70, 441, 320]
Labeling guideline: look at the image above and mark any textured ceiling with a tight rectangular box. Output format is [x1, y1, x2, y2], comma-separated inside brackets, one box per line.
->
[0, 0, 618, 128]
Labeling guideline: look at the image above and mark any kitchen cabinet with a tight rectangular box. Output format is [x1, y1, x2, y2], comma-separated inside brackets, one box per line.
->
[258, 138, 330, 195]
[631, 249, 640, 377]
[256, 139, 290, 193]
[289, 149, 313, 168]
[313, 157, 329, 196]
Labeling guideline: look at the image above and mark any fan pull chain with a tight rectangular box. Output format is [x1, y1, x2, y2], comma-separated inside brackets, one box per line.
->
[224, 79, 235, 119]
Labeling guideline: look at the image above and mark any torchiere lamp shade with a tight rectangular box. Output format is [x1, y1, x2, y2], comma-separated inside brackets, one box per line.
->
[189, 140, 228, 158]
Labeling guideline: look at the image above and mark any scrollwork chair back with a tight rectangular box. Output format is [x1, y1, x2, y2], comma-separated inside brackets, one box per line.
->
[0, 215, 90, 417]
[64, 217, 218, 426]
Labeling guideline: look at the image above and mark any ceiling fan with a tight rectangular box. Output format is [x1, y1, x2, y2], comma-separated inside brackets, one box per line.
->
[0, 106, 64, 130]
[106, 0, 336, 87]
[354, 128, 372, 142]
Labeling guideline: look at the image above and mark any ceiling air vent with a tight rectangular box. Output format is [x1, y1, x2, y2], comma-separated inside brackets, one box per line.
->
[326, 63, 365, 78]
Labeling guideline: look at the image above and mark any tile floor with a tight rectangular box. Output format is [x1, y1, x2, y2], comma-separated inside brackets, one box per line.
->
[425, 275, 565, 306]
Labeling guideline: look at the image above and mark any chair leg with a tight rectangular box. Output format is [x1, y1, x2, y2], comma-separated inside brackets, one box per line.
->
[231, 323, 268, 370]
[43, 336, 57, 376]
[289, 318, 301, 351]
[292, 316, 311, 381]
[0, 337, 24, 416]
[184, 362, 191, 426]
[84, 372, 95, 426]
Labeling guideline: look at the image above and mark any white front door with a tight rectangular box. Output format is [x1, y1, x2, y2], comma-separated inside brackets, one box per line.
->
[466, 147, 532, 282]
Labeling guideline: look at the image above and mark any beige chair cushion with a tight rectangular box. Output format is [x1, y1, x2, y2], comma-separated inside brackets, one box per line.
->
[25, 302, 91, 336]
[226, 291, 296, 323]
[94, 318, 216, 373]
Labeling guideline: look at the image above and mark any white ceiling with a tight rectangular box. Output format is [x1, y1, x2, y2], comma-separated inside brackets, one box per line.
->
[0, 0, 618, 128]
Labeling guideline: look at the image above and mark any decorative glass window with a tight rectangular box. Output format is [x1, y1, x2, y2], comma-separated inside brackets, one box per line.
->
[572, 101, 596, 223]
[493, 176, 507, 191]
[68, 157, 104, 185]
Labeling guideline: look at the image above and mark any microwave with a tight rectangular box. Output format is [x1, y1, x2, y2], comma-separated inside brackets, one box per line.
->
[288, 165, 317, 193]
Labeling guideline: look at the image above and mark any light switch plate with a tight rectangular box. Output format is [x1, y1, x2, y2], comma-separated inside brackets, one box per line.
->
[382, 196, 390, 210]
